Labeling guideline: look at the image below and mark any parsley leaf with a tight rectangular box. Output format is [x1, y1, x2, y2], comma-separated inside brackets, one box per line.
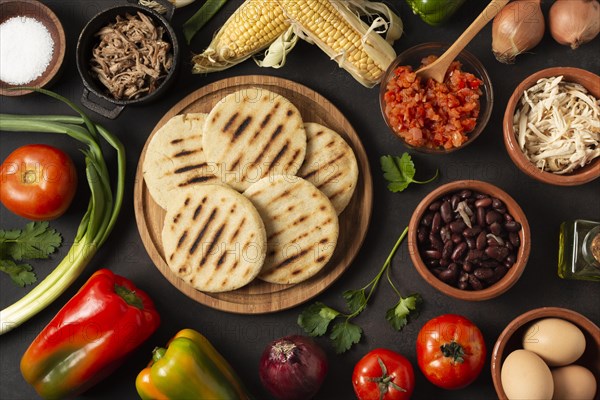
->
[386, 294, 422, 331]
[343, 289, 367, 314]
[0, 222, 62, 261]
[380, 153, 439, 193]
[330, 322, 362, 354]
[0, 260, 37, 287]
[297, 302, 340, 337]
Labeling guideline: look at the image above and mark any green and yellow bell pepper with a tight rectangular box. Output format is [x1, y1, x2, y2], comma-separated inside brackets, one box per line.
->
[136, 329, 251, 400]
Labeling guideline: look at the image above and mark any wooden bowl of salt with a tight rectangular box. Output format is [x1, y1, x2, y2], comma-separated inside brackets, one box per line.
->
[0, 0, 66, 96]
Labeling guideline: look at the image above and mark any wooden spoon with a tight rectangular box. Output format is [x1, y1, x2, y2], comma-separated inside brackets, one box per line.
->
[416, 0, 510, 83]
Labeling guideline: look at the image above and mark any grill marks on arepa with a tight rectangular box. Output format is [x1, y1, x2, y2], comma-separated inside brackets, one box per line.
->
[162, 185, 266, 293]
[142, 113, 219, 209]
[202, 88, 307, 191]
[244, 176, 339, 285]
[297, 122, 359, 215]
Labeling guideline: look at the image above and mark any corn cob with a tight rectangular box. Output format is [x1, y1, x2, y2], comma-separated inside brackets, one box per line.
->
[275, 0, 401, 87]
[192, 0, 290, 73]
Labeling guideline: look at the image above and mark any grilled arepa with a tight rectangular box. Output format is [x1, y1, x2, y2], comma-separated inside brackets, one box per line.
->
[297, 122, 358, 215]
[162, 185, 267, 293]
[244, 175, 339, 284]
[143, 113, 219, 209]
[202, 88, 307, 191]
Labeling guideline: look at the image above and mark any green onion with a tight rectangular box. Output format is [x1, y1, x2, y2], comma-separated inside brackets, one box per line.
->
[0, 88, 125, 335]
[182, 0, 229, 44]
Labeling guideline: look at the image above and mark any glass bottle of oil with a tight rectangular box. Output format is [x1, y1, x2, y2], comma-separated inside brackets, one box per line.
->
[558, 220, 600, 281]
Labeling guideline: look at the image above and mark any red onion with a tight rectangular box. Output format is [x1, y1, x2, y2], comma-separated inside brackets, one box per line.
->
[259, 335, 328, 400]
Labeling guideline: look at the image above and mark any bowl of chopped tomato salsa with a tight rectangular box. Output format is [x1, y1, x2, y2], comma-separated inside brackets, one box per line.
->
[380, 43, 493, 153]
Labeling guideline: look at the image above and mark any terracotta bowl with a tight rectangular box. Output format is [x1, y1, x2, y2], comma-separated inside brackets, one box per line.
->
[503, 67, 600, 186]
[491, 307, 600, 400]
[408, 180, 531, 301]
[0, 0, 65, 96]
[379, 42, 493, 154]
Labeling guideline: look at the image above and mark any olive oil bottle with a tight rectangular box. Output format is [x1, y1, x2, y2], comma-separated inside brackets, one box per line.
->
[558, 220, 600, 281]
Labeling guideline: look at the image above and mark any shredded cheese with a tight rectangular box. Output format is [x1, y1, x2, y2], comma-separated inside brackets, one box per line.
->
[513, 76, 600, 174]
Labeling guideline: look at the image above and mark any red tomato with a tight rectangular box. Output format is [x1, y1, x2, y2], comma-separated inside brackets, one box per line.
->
[416, 314, 486, 390]
[353, 348, 415, 400]
[1, 144, 77, 220]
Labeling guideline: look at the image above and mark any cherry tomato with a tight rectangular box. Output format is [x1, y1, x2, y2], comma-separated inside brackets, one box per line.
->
[416, 314, 486, 390]
[353, 348, 414, 400]
[1, 144, 77, 220]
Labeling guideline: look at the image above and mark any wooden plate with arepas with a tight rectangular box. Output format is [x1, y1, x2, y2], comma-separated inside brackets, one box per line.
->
[134, 75, 372, 314]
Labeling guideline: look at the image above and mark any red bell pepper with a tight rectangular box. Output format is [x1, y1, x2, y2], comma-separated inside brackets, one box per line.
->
[20, 268, 160, 399]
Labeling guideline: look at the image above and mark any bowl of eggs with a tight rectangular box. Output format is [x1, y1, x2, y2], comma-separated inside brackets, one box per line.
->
[491, 307, 600, 400]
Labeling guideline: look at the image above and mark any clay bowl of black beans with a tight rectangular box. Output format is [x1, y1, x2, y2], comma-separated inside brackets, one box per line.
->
[408, 180, 531, 301]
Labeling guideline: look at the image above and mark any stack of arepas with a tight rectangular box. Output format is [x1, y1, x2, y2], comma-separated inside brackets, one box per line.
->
[143, 88, 358, 293]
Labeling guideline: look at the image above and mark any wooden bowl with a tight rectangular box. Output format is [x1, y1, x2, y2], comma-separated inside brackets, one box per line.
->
[0, 0, 65, 96]
[408, 180, 531, 301]
[503, 67, 600, 186]
[491, 307, 600, 400]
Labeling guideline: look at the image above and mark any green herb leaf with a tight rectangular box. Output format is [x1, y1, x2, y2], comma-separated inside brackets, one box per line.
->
[183, 0, 229, 44]
[330, 321, 362, 354]
[0, 222, 62, 261]
[0, 260, 36, 287]
[380, 153, 439, 192]
[343, 289, 367, 314]
[298, 302, 340, 337]
[386, 294, 422, 331]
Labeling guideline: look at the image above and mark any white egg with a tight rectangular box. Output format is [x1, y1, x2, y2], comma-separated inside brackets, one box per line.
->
[523, 318, 586, 366]
[552, 365, 597, 400]
[501, 349, 554, 400]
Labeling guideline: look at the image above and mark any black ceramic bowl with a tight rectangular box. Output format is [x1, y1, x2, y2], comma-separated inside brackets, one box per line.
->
[76, 0, 178, 119]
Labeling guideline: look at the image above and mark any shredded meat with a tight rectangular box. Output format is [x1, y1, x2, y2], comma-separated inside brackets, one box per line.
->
[90, 12, 173, 100]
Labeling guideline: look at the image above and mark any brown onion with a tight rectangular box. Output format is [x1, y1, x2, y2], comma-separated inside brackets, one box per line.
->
[492, 0, 545, 63]
[549, 0, 600, 49]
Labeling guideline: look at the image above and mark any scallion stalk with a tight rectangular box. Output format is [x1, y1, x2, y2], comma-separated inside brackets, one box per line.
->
[0, 88, 125, 335]
[182, 0, 229, 44]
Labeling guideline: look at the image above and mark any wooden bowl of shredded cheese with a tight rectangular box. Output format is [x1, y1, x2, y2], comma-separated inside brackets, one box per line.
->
[503, 67, 600, 186]
[0, 0, 66, 96]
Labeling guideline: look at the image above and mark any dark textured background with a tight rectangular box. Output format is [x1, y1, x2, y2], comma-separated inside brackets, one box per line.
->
[1, 1, 599, 399]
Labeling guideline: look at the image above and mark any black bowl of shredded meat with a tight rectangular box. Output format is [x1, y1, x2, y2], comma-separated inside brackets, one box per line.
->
[76, 0, 178, 118]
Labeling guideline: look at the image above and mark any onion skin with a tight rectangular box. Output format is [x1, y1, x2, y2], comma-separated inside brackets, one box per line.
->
[259, 335, 328, 400]
[549, 0, 600, 49]
[492, 0, 545, 63]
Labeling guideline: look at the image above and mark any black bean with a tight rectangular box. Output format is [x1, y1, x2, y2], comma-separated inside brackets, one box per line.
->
[442, 241, 453, 260]
[449, 220, 466, 233]
[490, 222, 503, 236]
[431, 268, 444, 278]
[505, 221, 522, 232]
[429, 233, 444, 251]
[480, 260, 500, 269]
[466, 237, 476, 250]
[440, 226, 452, 242]
[505, 254, 516, 265]
[485, 246, 509, 261]
[474, 267, 494, 281]
[476, 232, 487, 250]
[427, 259, 440, 268]
[477, 207, 486, 227]
[486, 210, 503, 225]
[493, 265, 509, 281]
[475, 197, 492, 208]
[439, 267, 458, 283]
[439, 259, 450, 268]
[451, 242, 468, 261]
[432, 212, 442, 234]
[506, 242, 514, 251]
[463, 226, 482, 237]
[504, 213, 514, 222]
[459, 189, 472, 199]
[424, 250, 442, 259]
[475, 193, 488, 199]
[465, 249, 484, 262]
[509, 232, 520, 247]
[451, 233, 462, 244]
[458, 281, 469, 290]
[492, 198, 504, 210]
[417, 227, 428, 244]
[459, 271, 469, 283]
[440, 201, 453, 223]
[487, 237, 500, 247]
[468, 275, 484, 290]
[462, 261, 474, 272]
[428, 201, 442, 211]
[451, 194, 460, 209]
[421, 212, 433, 227]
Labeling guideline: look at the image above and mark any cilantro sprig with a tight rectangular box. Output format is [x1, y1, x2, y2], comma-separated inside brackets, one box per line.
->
[298, 227, 421, 353]
[381, 153, 439, 192]
[0, 222, 62, 287]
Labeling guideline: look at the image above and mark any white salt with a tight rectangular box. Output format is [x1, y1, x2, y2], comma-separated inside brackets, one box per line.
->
[0, 16, 54, 85]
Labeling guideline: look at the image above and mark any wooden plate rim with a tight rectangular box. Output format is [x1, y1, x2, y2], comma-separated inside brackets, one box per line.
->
[134, 75, 373, 314]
